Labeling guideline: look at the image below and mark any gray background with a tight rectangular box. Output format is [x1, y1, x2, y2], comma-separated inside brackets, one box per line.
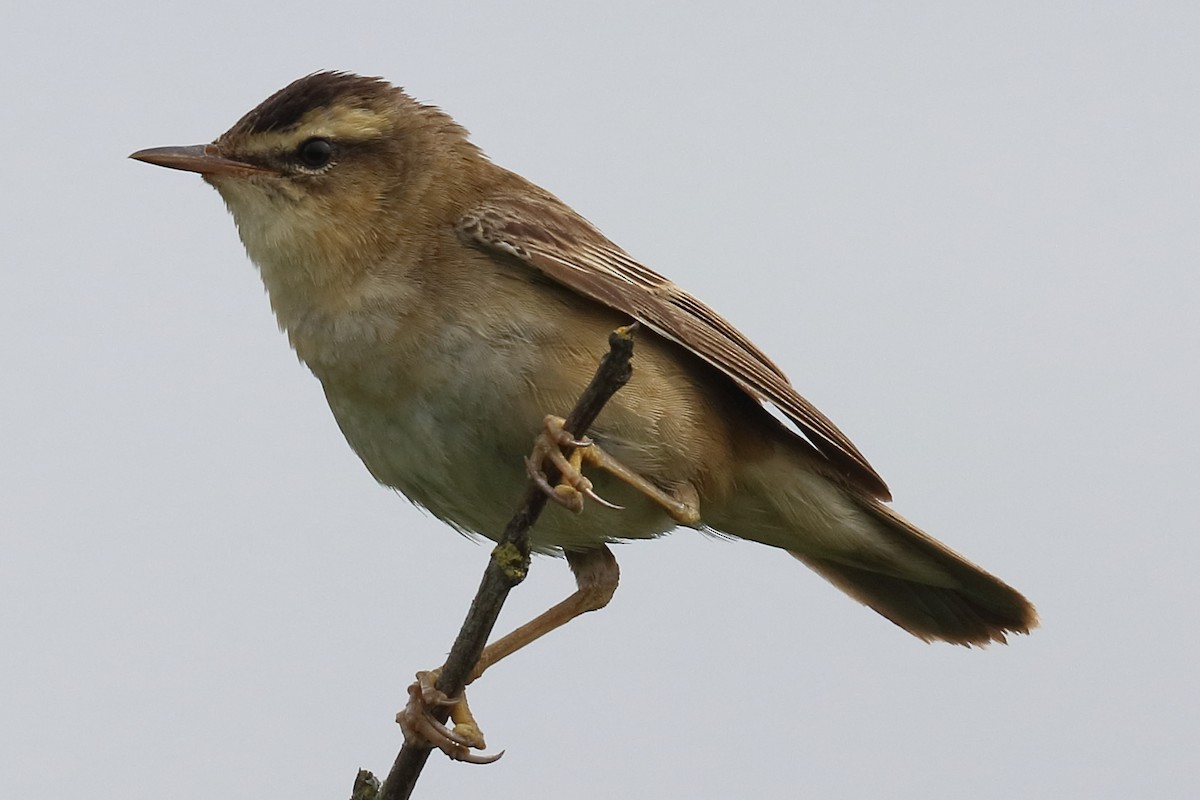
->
[3, 2, 1196, 798]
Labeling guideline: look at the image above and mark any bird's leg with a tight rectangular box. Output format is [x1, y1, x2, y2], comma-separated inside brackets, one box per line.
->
[526, 414, 702, 525]
[397, 547, 620, 763]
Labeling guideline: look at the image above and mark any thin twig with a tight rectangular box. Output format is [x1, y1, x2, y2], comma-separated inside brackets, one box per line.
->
[368, 323, 639, 800]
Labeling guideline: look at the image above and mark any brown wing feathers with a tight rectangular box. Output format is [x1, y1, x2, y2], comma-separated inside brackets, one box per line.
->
[458, 194, 891, 500]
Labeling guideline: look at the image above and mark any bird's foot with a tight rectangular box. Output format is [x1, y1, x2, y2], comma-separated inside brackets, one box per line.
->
[396, 670, 503, 764]
[525, 415, 624, 513]
[526, 415, 702, 525]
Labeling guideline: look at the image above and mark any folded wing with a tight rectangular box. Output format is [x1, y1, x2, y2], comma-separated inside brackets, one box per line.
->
[458, 192, 891, 500]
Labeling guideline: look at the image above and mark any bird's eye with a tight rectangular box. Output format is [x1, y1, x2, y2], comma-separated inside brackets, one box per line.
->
[296, 138, 334, 169]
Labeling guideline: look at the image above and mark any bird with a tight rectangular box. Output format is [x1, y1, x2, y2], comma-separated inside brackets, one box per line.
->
[130, 70, 1037, 762]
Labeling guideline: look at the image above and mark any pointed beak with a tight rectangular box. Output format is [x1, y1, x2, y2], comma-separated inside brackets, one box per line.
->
[129, 144, 273, 176]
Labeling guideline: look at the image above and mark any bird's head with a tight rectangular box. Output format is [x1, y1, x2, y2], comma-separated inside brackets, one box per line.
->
[131, 71, 483, 313]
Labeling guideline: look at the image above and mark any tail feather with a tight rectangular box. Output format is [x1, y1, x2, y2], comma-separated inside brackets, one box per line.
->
[799, 497, 1037, 645]
[709, 455, 1038, 646]
[795, 496, 1037, 645]
[790, 552, 1035, 646]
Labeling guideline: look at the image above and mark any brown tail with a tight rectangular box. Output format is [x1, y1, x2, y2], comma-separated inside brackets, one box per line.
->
[792, 499, 1037, 646]
[705, 446, 1037, 645]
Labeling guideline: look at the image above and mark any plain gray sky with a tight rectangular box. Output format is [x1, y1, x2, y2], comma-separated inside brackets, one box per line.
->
[3, 2, 1197, 798]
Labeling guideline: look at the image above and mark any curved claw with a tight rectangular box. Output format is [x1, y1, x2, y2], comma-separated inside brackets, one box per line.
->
[454, 748, 506, 765]
[582, 485, 624, 510]
[543, 417, 592, 450]
[408, 699, 482, 749]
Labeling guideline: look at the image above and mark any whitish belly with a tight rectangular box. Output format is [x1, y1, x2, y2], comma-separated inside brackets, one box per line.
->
[321, 369, 679, 553]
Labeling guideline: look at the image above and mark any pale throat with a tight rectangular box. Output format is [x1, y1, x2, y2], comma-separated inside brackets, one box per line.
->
[217, 185, 413, 372]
